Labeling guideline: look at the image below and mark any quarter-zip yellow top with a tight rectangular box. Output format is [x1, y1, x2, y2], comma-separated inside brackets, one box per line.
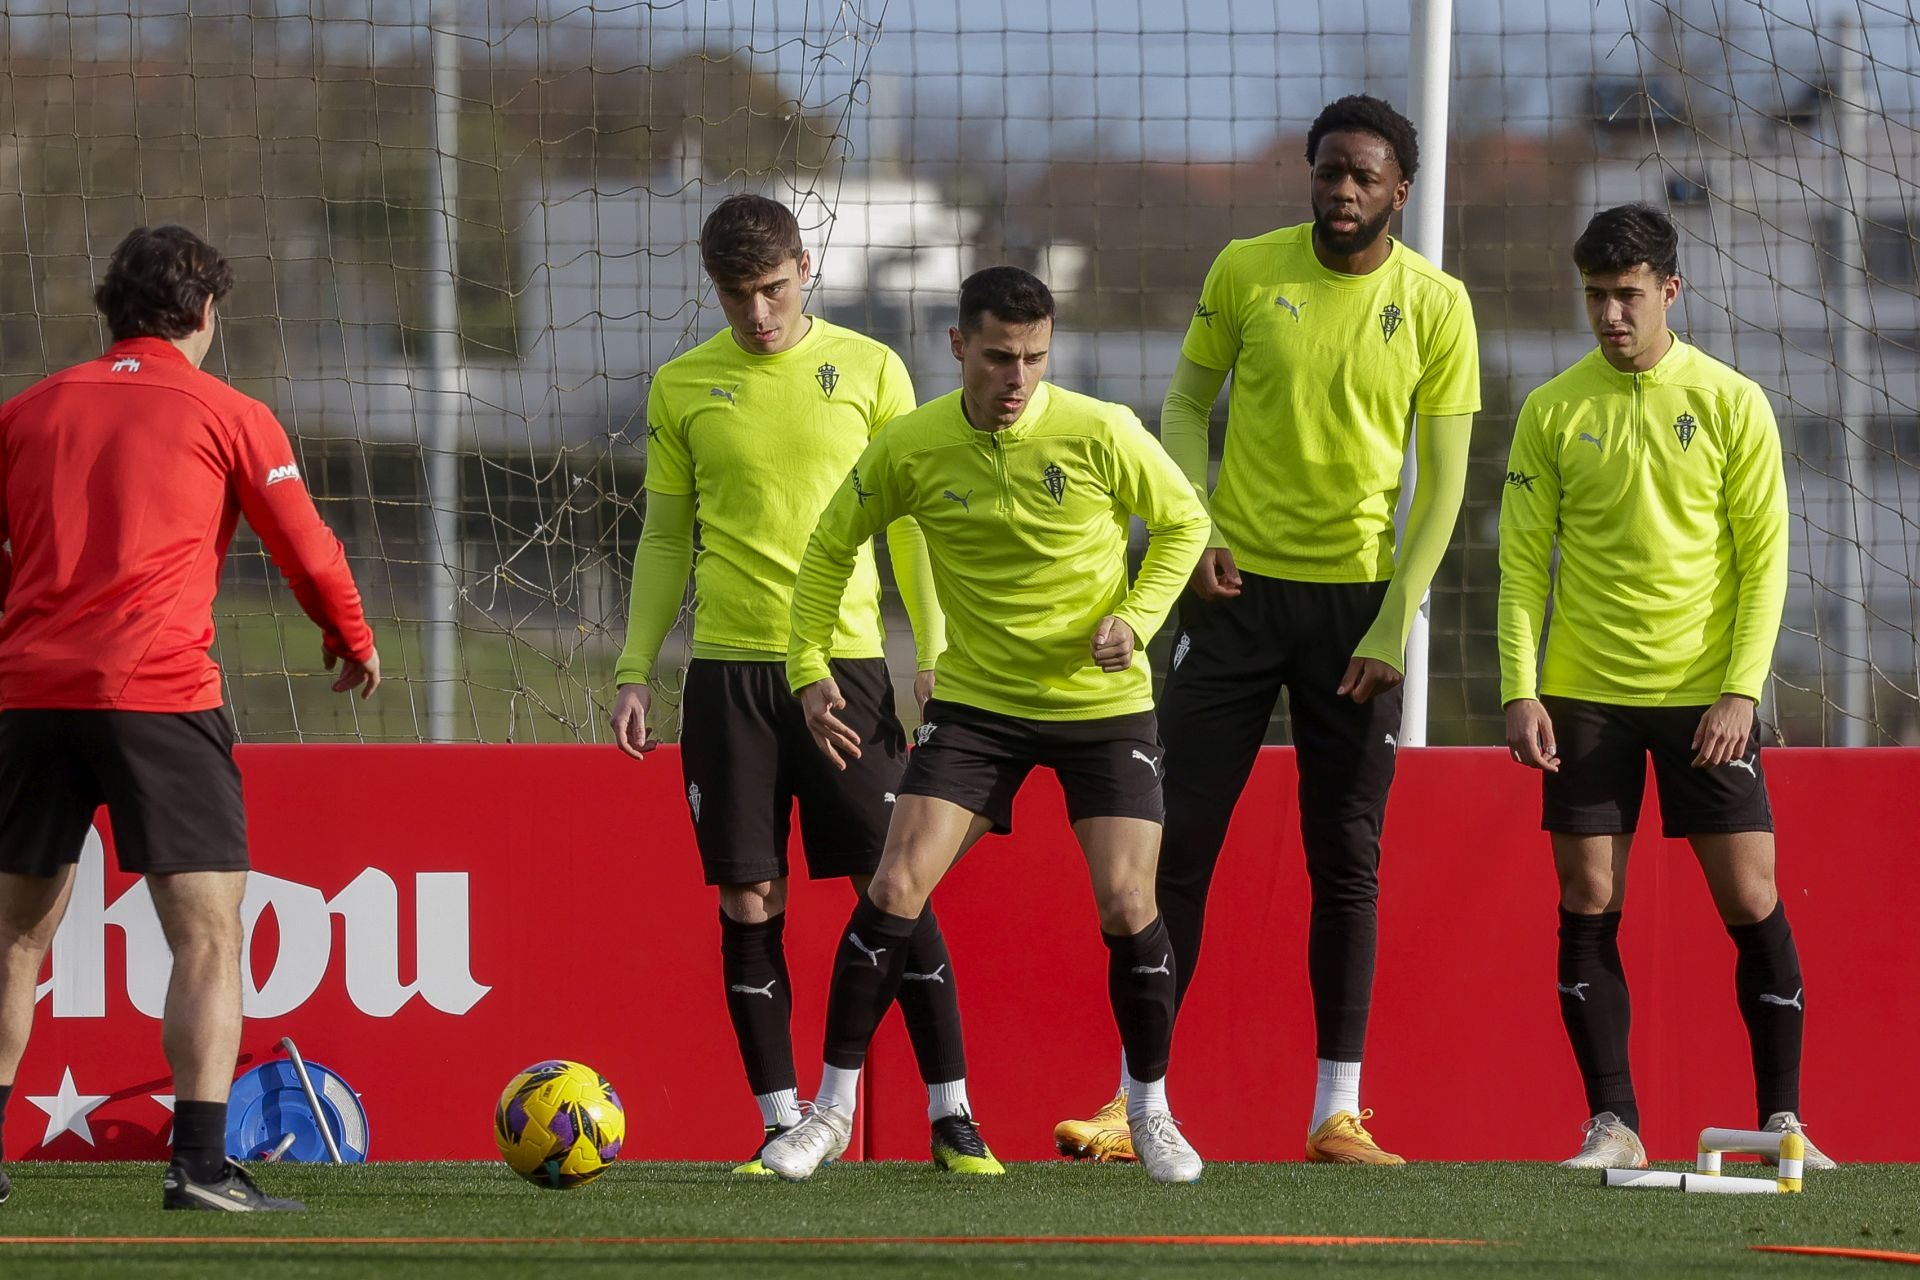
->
[789, 382, 1209, 720]
[1497, 340, 1788, 707]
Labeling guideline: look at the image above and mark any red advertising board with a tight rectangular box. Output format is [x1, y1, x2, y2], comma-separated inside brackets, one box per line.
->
[7, 746, 1915, 1165]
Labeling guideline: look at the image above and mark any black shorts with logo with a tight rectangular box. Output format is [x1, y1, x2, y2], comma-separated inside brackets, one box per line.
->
[679, 657, 907, 886]
[0, 708, 249, 877]
[1539, 695, 1773, 839]
[899, 697, 1165, 836]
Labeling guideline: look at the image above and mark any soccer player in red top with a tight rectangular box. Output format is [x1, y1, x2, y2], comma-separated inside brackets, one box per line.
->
[0, 226, 378, 1211]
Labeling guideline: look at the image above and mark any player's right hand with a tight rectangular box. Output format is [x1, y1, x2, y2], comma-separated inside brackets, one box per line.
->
[800, 677, 862, 771]
[1189, 547, 1243, 600]
[610, 683, 658, 760]
[1505, 697, 1559, 771]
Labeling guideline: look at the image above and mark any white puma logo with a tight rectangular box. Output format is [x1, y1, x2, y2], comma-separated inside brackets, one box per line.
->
[1383, 733, 1397, 750]
[847, 933, 887, 967]
[1130, 749, 1162, 776]
[1557, 982, 1590, 1002]
[1728, 757, 1757, 776]
[903, 965, 947, 984]
[1131, 953, 1172, 976]
[1759, 988, 1802, 1010]
[729, 980, 776, 1000]
[883, 792, 897, 804]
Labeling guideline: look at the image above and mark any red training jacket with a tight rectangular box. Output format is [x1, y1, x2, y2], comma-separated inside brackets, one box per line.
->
[0, 337, 374, 712]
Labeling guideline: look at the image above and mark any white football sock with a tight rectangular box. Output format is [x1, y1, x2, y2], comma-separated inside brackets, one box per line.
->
[1312, 1058, 1362, 1128]
[1125, 1071, 1168, 1123]
[756, 1088, 803, 1129]
[927, 1078, 972, 1121]
[816, 1064, 861, 1117]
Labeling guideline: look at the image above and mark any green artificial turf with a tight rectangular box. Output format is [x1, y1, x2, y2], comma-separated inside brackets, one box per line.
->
[1, 1160, 1916, 1278]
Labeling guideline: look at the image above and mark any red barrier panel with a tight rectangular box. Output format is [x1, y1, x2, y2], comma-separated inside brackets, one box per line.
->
[7, 745, 1915, 1165]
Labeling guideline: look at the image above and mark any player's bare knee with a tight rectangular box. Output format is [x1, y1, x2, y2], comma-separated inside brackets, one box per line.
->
[1095, 885, 1157, 936]
[1559, 880, 1622, 914]
[718, 880, 785, 924]
[863, 872, 927, 920]
[1713, 884, 1778, 927]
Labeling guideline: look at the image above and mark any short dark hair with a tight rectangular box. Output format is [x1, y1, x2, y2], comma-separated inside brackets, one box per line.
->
[699, 194, 803, 287]
[1305, 94, 1420, 182]
[93, 225, 234, 342]
[1573, 203, 1681, 281]
[957, 266, 1054, 335]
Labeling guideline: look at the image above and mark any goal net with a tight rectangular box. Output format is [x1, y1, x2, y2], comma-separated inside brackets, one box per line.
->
[2, 1, 1912, 746]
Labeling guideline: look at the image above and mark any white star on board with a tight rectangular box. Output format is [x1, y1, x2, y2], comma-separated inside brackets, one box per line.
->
[25, 1068, 110, 1148]
[152, 1094, 176, 1143]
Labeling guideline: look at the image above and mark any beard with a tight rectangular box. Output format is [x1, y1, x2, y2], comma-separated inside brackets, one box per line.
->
[1312, 202, 1394, 257]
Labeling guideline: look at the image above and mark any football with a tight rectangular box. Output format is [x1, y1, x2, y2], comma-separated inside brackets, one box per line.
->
[493, 1060, 625, 1188]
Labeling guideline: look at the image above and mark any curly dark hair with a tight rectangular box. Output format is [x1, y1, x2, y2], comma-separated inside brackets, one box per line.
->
[1573, 203, 1681, 280]
[957, 266, 1055, 334]
[1305, 94, 1420, 182]
[700, 193, 804, 287]
[93, 225, 234, 342]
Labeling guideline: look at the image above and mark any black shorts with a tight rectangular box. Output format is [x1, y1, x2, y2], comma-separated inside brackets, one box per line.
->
[899, 697, 1165, 836]
[1539, 695, 1773, 839]
[679, 657, 907, 886]
[0, 708, 249, 877]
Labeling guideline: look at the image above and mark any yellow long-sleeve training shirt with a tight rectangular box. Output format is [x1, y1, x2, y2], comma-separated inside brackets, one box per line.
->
[614, 317, 941, 685]
[789, 382, 1209, 721]
[1498, 339, 1789, 707]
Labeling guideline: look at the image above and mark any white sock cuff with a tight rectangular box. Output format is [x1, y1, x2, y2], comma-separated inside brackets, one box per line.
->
[927, 1078, 971, 1121]
[1125, 1071, 1168, 1121]
[1312, 1057, 1363, 1127]
[816, 1064, 862, 1117]
[755, 1088, 804, 1129]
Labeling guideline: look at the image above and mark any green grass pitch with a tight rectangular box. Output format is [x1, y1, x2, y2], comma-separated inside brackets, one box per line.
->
[2, 1160, 1917, 1277]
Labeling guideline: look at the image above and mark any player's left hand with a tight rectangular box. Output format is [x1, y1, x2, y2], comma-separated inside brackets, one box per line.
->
[1691, 693, 1755, 768]
[1090, 616, 1137, 672]
[1337, 655, 1402, 704]
[913, 668, 937, 718]
[325, 645, 381, 699]
[800, 677, 863, 770]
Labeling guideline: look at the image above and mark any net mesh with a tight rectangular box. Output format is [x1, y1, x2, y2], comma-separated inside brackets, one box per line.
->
[0, 0, 1913, 746]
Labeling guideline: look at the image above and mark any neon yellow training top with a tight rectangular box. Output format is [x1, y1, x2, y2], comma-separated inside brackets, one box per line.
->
[1498, 339, 1788, 707]
[613, 317, 941, 684]
[1180, 223, 1481, 583]
[789, 382, 1210, 721]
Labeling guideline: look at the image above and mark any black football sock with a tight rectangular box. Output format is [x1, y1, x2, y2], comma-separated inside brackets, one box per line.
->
[172, 1099, 229, 1183]
[1727, 901, 1804, 1125]
[894, 902, 968, 1086]
[1558, 908, 1638, 1133]
[822, 895, 918, 1071]
[0, 1082, 11, 1152]
[719, 909, 797, 1097]
[1104, 916, 1177, 1085]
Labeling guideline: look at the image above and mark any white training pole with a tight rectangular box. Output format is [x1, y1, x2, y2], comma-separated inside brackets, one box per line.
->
[1698, 1127, 1792, 1157]
[1833, 13, 1874, 745]
[1681, 1175, 1783, 1195]
[1398, 0, 1454, 745]
[424, 3, 466, 741]
[1603, 1169, 1781, 1194]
